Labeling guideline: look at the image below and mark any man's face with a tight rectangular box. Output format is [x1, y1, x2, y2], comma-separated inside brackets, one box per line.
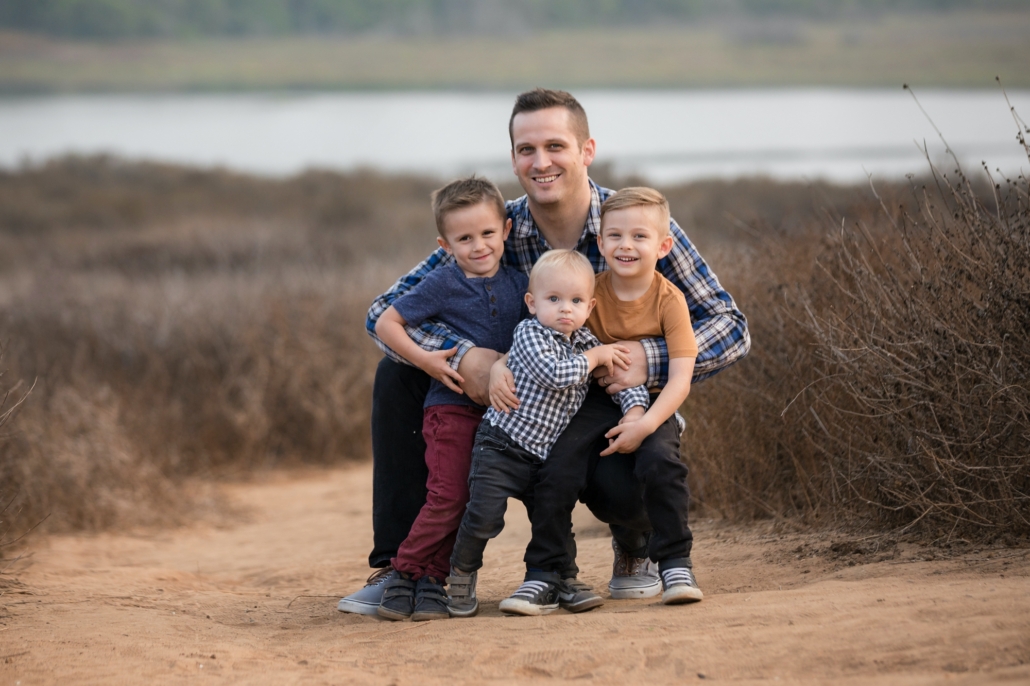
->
[525, 268, 595, 337]
[510, 107, 596, 209]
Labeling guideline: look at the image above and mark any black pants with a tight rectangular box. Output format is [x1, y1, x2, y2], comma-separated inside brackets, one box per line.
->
[525, 385, 693, 573]
[369, 358, 674, 569]
[449, 423, 544, 574]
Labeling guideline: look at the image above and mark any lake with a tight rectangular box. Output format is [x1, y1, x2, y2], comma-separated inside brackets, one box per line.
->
[2, 89, 1027, 184]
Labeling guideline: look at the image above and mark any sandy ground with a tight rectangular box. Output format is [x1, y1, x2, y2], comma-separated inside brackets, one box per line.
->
[2, 463, 1028, 686]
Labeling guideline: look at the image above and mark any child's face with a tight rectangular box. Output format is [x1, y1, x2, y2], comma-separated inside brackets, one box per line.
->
[438, 202, 512, 278]
[598, 206, 674, 281]
[525, 268, 595, 336]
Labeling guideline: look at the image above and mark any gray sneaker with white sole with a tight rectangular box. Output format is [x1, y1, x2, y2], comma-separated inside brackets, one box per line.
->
[336, 567, 397, 615]
[608, 539, 661, 599]
[660, 566, 704, 604]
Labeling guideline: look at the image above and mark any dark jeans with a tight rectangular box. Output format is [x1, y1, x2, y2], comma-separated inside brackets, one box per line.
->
[449, 423, 544, 574]
[526, 387, 693, 573]
[369, 358, 658, 569]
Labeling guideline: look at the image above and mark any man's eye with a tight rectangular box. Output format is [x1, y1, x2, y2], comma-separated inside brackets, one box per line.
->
[549, 296, 559, 302]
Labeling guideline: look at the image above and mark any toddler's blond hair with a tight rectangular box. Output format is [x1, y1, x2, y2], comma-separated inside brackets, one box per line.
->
[528, 249, 595, 293]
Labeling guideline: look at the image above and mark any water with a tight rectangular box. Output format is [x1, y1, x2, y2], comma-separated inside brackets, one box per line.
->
[2, 89, 1027, 184]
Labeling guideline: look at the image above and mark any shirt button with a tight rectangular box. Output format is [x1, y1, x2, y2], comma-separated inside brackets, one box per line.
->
[486, 285, 492, 291]
[491, 309, 498, 317]
[490, 295, 496, 303]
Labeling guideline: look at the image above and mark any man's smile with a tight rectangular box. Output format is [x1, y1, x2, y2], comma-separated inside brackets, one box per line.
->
[534, 174, 560, 183]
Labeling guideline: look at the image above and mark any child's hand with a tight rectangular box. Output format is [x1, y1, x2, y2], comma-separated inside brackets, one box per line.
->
[600, 417, 654, 456]
[589, 344, 632, 376]
[488, 358, 519, 414]
[415, 348, 465, 395]
[620, 406, 646, 424]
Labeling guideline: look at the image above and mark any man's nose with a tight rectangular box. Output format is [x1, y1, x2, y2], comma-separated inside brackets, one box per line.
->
[534, 150, 550, 169]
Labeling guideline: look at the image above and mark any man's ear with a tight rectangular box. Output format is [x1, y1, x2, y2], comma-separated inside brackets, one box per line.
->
[437, 236, 452, 254]
[580, 137, 597, 168]
[502, 218, 513, 241]
[524, 291, 536, 315]
[657, 234, 674, 259]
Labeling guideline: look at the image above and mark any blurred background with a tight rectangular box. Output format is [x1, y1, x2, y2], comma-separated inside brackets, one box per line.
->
[1, 0, 1028, 543]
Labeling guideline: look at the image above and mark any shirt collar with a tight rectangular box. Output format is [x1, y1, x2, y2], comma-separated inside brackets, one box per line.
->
[509, 179, 609, 248]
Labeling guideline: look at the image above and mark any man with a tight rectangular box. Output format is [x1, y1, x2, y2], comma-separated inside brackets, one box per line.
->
[338, 88, 749, 614]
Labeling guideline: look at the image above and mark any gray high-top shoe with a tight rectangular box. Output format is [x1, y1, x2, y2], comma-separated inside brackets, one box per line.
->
[608, 539, 661, 599]
[445, 568, 479, 618]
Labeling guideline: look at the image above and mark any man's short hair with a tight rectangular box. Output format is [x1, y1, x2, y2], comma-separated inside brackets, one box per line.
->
[600, 187, 671, 236]
[528, 249, 595, 293]
[431, 176, 507, 237]
[509, 88, 590, 148]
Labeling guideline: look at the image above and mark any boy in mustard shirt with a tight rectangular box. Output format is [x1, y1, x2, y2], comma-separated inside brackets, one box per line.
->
[510, 187, 703, 610]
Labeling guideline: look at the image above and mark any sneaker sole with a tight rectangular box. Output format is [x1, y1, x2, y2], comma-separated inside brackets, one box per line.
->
[446, 601, 480, 618]
[661, 587, 704, 605]
[498, 598, 559, 616]
[411, 610, 450, 622]
[336, 598, 381, 615]
[609, 580, 662, 600]
[376, 606, 413, 621]
[559, 596, 605, 613]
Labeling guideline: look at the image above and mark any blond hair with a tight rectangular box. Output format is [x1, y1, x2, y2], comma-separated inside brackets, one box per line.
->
[431, 176, 506, 237]
[600, 187, 671, 236]
[528, 249, 595, 293]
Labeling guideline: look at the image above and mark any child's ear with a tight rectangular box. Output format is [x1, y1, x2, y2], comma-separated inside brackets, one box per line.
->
[502, 218, 513, 241]
[437, 236, 452, 254]
[657, 234, 674, 259]
[524, 291, 536, 315]
[586, 297, 597, 316]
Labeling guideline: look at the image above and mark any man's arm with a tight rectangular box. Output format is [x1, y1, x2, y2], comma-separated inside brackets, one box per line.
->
[366, 247, 476, 371]
[655, 218, 750, 384]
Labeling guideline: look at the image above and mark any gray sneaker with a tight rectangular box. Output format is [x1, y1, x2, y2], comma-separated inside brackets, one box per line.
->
[336, 567, 396, 615]
[608, 539, 661, 599]
[558, 578, 604, 613]
[660, 567, 704, 604]
[445, 569, 479, 618]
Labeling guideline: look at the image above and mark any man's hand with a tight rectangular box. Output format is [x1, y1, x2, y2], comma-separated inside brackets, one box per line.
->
[457, 347, 502, 406]
[596, 340, 648, 394]
[600, 416, 654, 456]
[488, 356, 519, 414]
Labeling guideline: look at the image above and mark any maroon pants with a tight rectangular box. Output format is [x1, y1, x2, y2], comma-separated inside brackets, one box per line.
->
[391, 404, 484, 581]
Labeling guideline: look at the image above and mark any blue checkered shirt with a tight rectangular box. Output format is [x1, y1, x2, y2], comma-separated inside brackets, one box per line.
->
[486, 318, 650, 461]
[366, 180, 750, 387]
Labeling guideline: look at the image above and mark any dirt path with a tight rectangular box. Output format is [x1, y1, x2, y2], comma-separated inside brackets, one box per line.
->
[2, 463, 1028, 685]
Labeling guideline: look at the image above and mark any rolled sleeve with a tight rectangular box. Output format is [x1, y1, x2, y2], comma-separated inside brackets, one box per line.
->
[613, 384, 650, 414]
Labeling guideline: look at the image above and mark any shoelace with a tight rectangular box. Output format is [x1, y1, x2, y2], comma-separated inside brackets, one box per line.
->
[364, 567, 393, 587]
[660, 568, 695, 586]
[510, 580, 552, 599]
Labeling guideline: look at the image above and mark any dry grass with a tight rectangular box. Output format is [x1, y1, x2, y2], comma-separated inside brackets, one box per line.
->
[684, 136, 1030, 541]
[0, 152, 1027, 545]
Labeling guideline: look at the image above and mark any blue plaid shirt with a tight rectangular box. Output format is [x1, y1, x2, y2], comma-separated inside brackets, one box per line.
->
[486, 318, 650, 461]
[366, 180, 750, 387]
